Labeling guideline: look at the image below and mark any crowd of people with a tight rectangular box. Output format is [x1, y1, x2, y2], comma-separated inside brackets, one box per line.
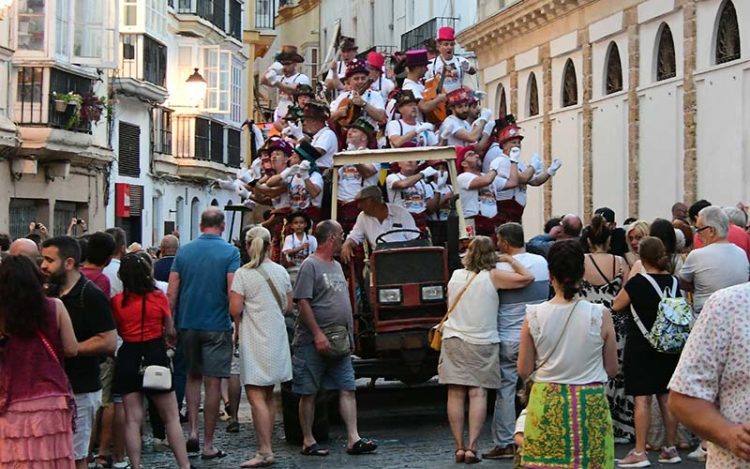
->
[1, 26, 750, 469]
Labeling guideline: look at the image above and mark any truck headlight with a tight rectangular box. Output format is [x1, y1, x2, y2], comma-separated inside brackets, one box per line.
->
[421, 285, 444, 302]
[378, 288, 402, 304]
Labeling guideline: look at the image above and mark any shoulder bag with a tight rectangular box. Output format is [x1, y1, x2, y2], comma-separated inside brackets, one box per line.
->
[139, 295, 172, 391]
[255, 264, 285, 312]
[428, 271, 479, 352]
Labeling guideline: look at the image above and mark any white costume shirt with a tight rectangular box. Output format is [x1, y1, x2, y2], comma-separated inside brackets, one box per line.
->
[288, 172, 324, 210]
[310, 126, 339, 169]
[347, 203, 419, 246]
[386, 173, 435, 214]
[338, 163, 379, 203]
[457, 171, 504, 218]
[439, 115, 472, 147]
[424, 55, 472, 93]
[401, 78, 426, 122]
[385, 120, 438, 147]
[370, 75, 395, 101]
[273, 72, 311, 120]
[330, 89, 386, 131]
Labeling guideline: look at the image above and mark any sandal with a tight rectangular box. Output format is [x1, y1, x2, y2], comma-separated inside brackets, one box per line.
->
[240, 452, 274, 468]
[465, 449, 481, 464]
[300, 443, 329, 456]
[346, 438, 377, 455]
[455, 448, 466, 463]
[201, 449, 228, 460]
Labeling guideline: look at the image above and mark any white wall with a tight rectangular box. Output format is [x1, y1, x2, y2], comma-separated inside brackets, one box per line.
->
[518, 116, 545, 236]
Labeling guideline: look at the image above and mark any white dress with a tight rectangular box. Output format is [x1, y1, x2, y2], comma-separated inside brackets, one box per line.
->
[230, 260, 293, 386]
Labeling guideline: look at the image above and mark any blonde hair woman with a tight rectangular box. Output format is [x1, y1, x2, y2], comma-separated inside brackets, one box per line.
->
[439, 236, 534, 463]
[625, 220, 650, 268]
[229, 226, 293, 468]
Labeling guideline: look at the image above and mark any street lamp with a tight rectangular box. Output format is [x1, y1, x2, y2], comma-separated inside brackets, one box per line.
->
[185, 68, 207, 107]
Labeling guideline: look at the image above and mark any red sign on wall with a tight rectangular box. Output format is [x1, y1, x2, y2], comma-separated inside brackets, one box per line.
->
[115, 183, 131, 218]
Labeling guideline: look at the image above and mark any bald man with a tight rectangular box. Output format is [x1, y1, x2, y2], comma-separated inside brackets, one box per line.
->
[153, 234, 180, 282]
[9, 238, 41, 258]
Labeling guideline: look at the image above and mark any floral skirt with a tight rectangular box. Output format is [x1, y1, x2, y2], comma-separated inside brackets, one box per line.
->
[522, 382, 614, 469]
[0, 395, 75, 468]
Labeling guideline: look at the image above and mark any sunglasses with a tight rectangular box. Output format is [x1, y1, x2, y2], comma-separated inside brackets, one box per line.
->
[695, 225, 712, 232]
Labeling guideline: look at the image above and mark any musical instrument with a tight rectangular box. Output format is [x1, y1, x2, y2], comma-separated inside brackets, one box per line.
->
[335, 78, 375, 126]
[422, 63, 455, 126]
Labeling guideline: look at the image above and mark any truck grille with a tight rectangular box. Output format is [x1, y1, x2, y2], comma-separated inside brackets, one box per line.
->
[373, 249, 445, 285]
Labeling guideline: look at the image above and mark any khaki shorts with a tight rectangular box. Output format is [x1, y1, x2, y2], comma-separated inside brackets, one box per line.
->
[99, 357, 115, 406]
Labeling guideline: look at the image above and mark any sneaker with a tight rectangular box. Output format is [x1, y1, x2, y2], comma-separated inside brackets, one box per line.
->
[687, 445, 707, 462]
[614, 436, 632, 444]
[482, 445, 515, 459]
[152, 437, 171, 452]
[111, 459, 130, 469]
[617, 449, 651, 467]
[658, 446, 682, 464]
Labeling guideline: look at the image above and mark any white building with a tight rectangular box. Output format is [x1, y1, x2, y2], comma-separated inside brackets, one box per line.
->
[459, 0, 749, 234]
[109, 0, 249, 247]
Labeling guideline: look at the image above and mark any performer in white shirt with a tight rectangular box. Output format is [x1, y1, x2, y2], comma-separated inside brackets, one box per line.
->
[324, 37, 358, 97]
[385, 90, 438, 148]
[367, 51, 395, 101]
[438, 87, 492, 146]
[299, 101, 338, 171]
[329, 58, 387, 132]
[261, 45, 311, 121]
[424, 27, 476, 93]
[400, 49, 446, 123]
[337, 118, 380, 232]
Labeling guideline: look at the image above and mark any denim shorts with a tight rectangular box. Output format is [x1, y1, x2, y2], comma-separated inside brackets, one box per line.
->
[180, 329, 232, 378]
[291, 343, 356, 395]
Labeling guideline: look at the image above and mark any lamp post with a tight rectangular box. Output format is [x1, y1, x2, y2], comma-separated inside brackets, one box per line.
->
[185, 68, 207, 107]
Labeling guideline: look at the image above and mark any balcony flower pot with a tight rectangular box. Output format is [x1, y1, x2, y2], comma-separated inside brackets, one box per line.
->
[54, 99, 67, 112]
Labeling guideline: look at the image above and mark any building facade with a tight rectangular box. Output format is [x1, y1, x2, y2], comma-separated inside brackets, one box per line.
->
[459, 0, 749, 235]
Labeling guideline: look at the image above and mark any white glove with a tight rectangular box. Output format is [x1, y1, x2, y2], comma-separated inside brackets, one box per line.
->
[547, 158, 562, 176]
[268, 74, 281, 86]
[299, 160, 311, 171]
[280, 165, 299, 179]
[415, 122, 434, 134]
[346, 143, 358, 151]
[489, 157, 503, 173]
[482, 119, 495, 136]
[474, 90, 487, 100]
[529, 153, 543, 173]
[479, 108, 493, 122]
[269, 62, 284, 74]
[217, 178, 239, 191]
[283, 122, 303, 140]
[435, 171, 449, 191]
[461, 61, 471, 72]
[237, 168, 254, 184]
[508, 147, 521, 163]
[237, 184, 251, 199]
[440, 126, 453, 140]
[420, 166, 438, 179]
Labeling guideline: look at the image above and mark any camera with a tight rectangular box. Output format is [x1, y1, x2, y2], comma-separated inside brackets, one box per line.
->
[76, 219, 84, 225]
[35, 223, 42, 229]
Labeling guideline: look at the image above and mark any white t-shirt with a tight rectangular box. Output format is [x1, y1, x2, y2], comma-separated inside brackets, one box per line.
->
[386, 173, 435, 214]
[424, 55, 472, 93]
[271, 181, 290, 210]
[428, 179, 452, 221]
[330, 89, 386, 131]
[282, 232, 318, 267]
[457, 172, 504, 218]
[288, 172, 324, 210]
[347, 203, 419, 246]
[273, 72, 311, 120]
[385, 119, 438, 147]
[679, 242, 749, 313]
[310, 126, 339, 169]
[337, 163, 379, 203]
[370, 75, 395, 101]
[439, 115, 472, 147]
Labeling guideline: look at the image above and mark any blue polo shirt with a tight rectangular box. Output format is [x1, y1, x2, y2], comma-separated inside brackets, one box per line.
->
[171, 234, 240, 331]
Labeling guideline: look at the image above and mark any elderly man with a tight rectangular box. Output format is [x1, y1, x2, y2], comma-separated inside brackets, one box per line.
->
[680, 206, 749, 315]
[9, 237, 40, 258]
[154, 234, 179, 282]
[340, 185, 418, 263]
[527, 213, 582, 256]
[669, 282, 750, 468]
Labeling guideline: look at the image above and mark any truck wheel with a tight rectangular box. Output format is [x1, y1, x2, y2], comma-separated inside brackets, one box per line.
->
[280, 382, 330, 444]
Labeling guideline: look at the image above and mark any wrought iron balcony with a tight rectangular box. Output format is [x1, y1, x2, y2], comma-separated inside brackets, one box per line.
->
[15, 67, 92, 134]
[173, 116, 241, 168]
[255, 0, 275, 30]
[401, 17, 458, 52]
[119, 34, 168, 89]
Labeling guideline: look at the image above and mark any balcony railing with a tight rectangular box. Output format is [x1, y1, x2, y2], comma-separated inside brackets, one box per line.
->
[120, 34, 167, 88]
[15, 67, 92, 134]
[255, 0, 275, 30]
[401, 17, 458, 51]
[177, 0, 227, 33]
[174, 116, 240, 168]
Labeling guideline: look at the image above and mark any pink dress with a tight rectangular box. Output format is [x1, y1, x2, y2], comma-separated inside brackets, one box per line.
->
[0, 299, 75, 468]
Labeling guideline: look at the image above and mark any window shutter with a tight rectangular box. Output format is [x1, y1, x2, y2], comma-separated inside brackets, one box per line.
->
[129, 185, 144, 217]
[119, 122, 141, 177]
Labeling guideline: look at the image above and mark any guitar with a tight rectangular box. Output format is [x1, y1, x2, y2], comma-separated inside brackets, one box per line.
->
[422, 62, 455, 126]
[335, 78, 375, 127]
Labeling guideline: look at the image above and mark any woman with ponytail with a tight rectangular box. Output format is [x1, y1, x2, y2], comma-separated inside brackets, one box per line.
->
[611, 237, 683, 467]
[229, 226, 293, 468]
[518, 240, 618, 468]
[579, 214, 633, 443]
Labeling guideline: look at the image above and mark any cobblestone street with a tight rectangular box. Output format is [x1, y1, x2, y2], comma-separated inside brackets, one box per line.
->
[140, 380, 706, 468]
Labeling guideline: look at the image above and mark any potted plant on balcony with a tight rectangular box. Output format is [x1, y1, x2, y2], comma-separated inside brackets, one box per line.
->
[66, 93, 108, 130]
[52, 91, 82, 113]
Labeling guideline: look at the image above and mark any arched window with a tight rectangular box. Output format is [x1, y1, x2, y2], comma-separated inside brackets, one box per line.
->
[605, 42, 623, 94]
[527, 73, 539, 117]
[210, 198, 219, 207]
[562, 59, 578, 107]
[175, 196, 184, 234]
[496, 83, 507, 117]
[656, 23, 677, 81]
[716, 0, 741, 64]
[190, 197, 201, 240]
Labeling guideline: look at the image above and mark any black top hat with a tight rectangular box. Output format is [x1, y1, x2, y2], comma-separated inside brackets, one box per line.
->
[275, 45, 304, 63]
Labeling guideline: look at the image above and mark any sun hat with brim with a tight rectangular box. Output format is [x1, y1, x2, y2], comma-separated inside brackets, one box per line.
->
[275, 45, 304, 63]
[394, 89, 419, 108]
[340, 37, 358, 52]
[446, 87, 471, 107]
[344, 117, 375, 137]
[354, 185, 383, 201]
[293, 84, 315, 98]
[301, 101, 331, 120]
[293, 141, 321, 173]
[367, 51, 385, 69]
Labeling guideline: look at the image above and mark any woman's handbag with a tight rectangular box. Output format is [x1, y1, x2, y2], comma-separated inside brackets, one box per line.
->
[428, 272, 478, 352]
[138, 296, 172, 391]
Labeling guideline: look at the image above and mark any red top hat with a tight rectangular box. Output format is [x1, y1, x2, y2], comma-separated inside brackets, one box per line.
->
[436, 26, 456, 42]
[366, 51, 385, 69]
[496, 123, 524, 146]
[345, 58, 369, 78]
[405, 49, 429, 68]
[446, 87, 471, 107]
